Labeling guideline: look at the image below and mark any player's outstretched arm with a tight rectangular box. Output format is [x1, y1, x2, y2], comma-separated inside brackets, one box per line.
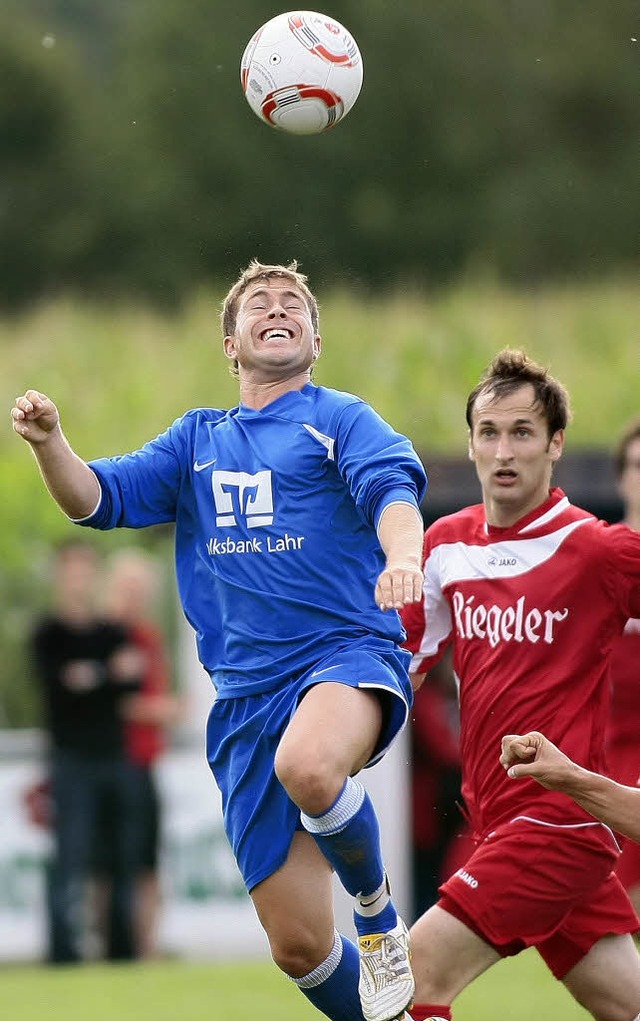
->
[375, 502, 424, 611]
[501, 731, 640, 843]
[11, 390, 100, 519]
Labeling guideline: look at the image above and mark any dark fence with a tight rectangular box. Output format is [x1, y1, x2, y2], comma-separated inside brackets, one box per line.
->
[420, 449, 623, 527]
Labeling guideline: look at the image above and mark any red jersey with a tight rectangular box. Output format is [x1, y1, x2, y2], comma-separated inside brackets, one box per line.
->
[125, 622, 170, 766]
[402, 488, 640, 841]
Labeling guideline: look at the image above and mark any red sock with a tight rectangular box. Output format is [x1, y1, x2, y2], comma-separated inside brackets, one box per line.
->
[409, 1006, 452, 1021]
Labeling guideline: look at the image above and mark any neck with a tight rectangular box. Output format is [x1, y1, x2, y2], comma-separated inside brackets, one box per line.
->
[485, 489, 552, 529]
[238, 371, 311, 410]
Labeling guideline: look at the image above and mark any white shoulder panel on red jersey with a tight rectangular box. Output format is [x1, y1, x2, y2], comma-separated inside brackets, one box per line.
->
[430, 517, 591, 587]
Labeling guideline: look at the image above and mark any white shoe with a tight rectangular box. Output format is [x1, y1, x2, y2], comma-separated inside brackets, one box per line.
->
[358, 918, 415, 1021]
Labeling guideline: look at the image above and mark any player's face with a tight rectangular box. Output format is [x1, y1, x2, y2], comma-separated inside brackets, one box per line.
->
[224, 279, 321, 380]
[469, 383, 564, 527]
[618, 436, 640, 520]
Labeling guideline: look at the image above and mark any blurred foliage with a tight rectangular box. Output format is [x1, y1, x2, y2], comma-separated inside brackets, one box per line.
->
[2, 280, 639, 724]
[1, 0, 638, 723]
[1, 0, 639, 308]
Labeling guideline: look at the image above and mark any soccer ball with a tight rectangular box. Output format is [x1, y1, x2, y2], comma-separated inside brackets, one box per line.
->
[240, 11, 363, 135]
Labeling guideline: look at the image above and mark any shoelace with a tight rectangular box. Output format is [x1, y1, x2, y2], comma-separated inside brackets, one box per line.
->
[362, 935, 410, 982]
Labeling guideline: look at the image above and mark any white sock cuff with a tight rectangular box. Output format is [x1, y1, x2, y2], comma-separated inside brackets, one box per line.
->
[292, 929, 343, 989]
[301, 777, 365, 836]
[356, 874, 390, 914]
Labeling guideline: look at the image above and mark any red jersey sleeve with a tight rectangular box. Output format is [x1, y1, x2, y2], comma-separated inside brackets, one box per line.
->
[602, 523, 640, 619]
[402, 529, 453, 674]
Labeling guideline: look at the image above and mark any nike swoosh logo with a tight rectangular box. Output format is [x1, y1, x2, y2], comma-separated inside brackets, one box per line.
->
[193, 458, 217, 472]
[310, 664, 345, 678]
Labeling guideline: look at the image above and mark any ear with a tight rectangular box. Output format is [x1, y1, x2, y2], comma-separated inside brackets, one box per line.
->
[548, 429, 564, 463]
[312, 334, 322, 361]
[223, 335, 237, 361]
[468, 431, 476, 462]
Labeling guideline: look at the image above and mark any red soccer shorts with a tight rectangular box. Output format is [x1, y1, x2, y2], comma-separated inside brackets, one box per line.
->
[437, 815, 639, 978]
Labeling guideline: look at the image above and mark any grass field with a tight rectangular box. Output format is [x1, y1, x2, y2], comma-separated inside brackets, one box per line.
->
[2, 950, 590, 1021]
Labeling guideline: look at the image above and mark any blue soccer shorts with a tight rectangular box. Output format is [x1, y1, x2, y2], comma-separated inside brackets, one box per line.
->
[205, 636, 413, 891]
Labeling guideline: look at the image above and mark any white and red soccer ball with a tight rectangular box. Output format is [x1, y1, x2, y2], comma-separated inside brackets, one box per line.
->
[240, 11, 363, 135]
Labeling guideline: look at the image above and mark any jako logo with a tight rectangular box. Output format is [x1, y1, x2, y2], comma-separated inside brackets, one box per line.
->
[455, 868, 479, 889]
[488, 556, 517, 567]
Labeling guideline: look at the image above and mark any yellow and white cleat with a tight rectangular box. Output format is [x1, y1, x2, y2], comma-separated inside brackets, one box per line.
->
[358, 918, 415, 1021]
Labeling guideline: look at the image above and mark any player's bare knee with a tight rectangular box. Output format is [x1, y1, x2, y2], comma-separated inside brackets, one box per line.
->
[564, 973, 640, 1021]
[274, 744, 337, 811]
[587, 989, 640, 1021]
[581, 1000, 640, 1021]
[268, 927, 328, 978]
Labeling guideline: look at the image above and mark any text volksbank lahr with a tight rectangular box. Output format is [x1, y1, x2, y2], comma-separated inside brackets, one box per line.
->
[207, 533, 305, 556]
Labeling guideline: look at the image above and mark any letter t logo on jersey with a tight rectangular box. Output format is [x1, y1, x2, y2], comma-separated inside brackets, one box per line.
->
[212, 470, 274, 528]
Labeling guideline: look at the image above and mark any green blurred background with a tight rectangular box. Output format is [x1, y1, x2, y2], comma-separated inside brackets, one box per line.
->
[2, 0, 639, 303]
[1, 0, 639, 723]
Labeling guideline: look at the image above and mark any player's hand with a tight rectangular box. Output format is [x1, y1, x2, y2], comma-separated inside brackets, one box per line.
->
[500, 732, 540, 773]
[11, 390, 60, 444]
[375, 561, 423, 611]
[500, 731, 571, 790]
[410, 671, 426, 692]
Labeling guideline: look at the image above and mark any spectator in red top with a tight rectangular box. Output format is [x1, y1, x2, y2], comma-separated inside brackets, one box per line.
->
[104, 548, 185, 959]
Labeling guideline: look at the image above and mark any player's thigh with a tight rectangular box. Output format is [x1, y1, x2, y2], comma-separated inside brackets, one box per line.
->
[279, 680, 382, 779]
[250, 830, 336, 967]
[410, 903, 501, 1002]
[562, 933, 640, 1021]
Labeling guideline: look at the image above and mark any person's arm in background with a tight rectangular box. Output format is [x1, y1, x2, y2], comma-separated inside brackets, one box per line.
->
[501, 731, 640, 843]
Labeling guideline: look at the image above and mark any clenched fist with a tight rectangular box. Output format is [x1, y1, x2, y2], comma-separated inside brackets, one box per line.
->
[11, 390, 60, 444]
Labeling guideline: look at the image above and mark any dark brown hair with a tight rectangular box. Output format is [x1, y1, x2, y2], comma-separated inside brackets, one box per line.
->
[466, 348, 571, 438]
[613, 418, 640, 478]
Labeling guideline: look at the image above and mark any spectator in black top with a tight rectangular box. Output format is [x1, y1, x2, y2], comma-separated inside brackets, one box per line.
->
[31, 539, 142, 963]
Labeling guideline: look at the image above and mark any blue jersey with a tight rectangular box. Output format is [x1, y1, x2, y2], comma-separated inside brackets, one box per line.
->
[80, 383, 427, 697]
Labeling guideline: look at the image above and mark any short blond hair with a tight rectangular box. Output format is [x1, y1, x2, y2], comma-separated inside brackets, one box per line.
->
[220, 260, 320, 379]
[221, 259, 319, 338]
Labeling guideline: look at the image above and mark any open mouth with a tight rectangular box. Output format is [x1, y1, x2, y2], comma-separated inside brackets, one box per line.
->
[261, 327, 293, 341]
[495, 469, 517, 480]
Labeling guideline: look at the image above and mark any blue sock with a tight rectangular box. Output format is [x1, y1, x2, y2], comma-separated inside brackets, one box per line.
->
[292, 929, 365, 1021]
[301, 777, 398, 936]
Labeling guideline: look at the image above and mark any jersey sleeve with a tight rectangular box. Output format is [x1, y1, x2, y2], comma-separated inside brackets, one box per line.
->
[76, 417, 189, 530]
[602, 523, 640, 619]
[402, 531, 453, 674]
[334, 401, 427, 527]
